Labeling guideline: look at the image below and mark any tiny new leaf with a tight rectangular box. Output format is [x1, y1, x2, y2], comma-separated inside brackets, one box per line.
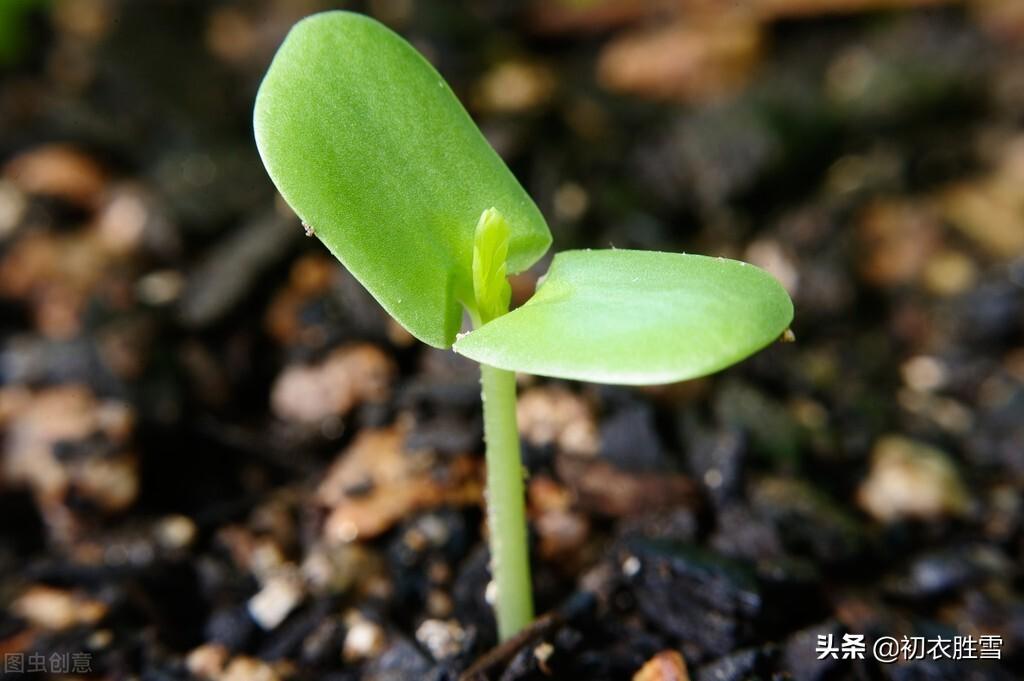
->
[454, 250, 794, 385]
[254, 12, 551, 348]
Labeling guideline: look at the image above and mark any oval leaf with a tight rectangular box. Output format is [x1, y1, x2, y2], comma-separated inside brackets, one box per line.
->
[254, 12, 551, 347]
[454, 250, 793, 384]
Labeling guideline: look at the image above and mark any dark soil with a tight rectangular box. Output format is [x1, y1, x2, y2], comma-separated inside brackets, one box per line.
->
[0, 1, 1022, 680]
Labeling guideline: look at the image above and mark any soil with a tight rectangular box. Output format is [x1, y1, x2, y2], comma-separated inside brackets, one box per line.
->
[0, 1, 1022, 680]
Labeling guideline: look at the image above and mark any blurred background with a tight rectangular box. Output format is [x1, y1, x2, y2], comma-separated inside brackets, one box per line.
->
[0, 1, 1022, 679]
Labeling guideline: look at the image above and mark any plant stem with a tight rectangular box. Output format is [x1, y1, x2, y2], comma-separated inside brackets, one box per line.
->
[479, 358, 533, 640]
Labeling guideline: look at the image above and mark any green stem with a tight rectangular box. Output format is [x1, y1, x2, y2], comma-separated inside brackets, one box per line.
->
[470, 303, 533, 640]
[479, 360, 533, 640]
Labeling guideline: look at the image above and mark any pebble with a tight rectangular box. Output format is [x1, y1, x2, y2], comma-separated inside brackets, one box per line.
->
[530, 475, 591, 560]
[940, 135, 1024, 259]
[12, 585, 107, 630]
[220, 656, 281, 681]
[247, 570, 306, 631]
[857, 435, 971, 522]
[0, 179, 26, 238]
[155, 514, 197, 550]
[517, 386, 599, 456]
[472, 60, 556, 113]
[857, 198, 941, 287]
[414, 618, 466, 661]
[633, 650, 690, 681]
[186, 643, 229, 679]
[342, 611, 387, 663]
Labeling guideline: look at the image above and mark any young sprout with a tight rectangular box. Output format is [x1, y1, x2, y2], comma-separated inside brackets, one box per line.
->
[254, 11, 793, 641]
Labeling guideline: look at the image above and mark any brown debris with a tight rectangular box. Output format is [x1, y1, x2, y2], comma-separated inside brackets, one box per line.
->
[0, 385, 137, 541]
[12, 585, 107, 631]
[264, 253, 337, 345]
[527, 0, 678, 35]
[3, 144, 107, 209]
[473, 60, 557, 113]
[857, 199, 943, 287]
[633, 650, 691, 681]
[939, 135, 1024, 260]
[316, 424, 482, 543]
[555, 455, 697, 518]
[517, 386, 599, 456]
[755, 0, 957, 19]
[972, 0, 1024, 45]
[271, 343, 396, 425]
[301, 541, 383, 596]
[857, 435, 971, 523]
[186, 643, 230, 680]
[0, 230, 109, 338]
[529, 476, 590, 562]
[220, 656, 283, 681]
[597, 17, 761, 102]
[342, 610, 387, 663]
[0, 179, 146, 338]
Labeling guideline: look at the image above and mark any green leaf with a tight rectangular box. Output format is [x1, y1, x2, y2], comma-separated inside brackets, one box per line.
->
[454, 250, 794, 385]
[254, 12, 551, 348]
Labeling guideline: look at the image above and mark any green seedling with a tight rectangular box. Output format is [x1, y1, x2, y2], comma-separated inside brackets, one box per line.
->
[255, 11, 793, 641]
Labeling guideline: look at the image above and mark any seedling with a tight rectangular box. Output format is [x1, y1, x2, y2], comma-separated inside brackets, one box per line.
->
[255, 11, 793, 641]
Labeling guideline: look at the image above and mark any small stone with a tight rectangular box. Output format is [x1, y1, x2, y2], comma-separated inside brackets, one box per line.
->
[247, 571, 305, 630]
[220, 656, 281, 681]
[0, 180, 26, 238]
[901, 356, 948, 392]
[633, 650, 690, 681]
[940, 135, 1024, 259]
[137, 269, 185, 305]
[155, 514, 196, 550]
[745, 238, 799, 297]
[922, 249, 976, 296]
[857, 435, 971, 522]
[343, 611, 387, 663]
[534, 641, 555, 674]
[415, 618, 466, 661]
[185, 643, 229, 679]
[12, 585, 107, 630]
[857, 199, 942, 287]
[425, 589, 453, 618]
[535, 508, 590, 562]
[517, 386, 599, 456]
[472, 60, 556, 113]
[301, 541, 379, 595]
[552, 182, 589, 223]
